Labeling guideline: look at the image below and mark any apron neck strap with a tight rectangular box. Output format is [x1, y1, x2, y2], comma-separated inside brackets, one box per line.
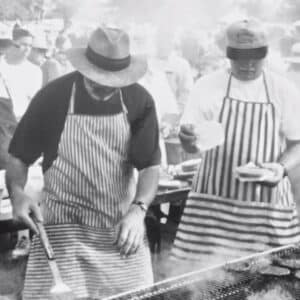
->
[225, 72, 233, 98]
[69, 84, 128, 116]
[69, 83, 76, 114]
[119, 89, 128, 115]
[225, 71, 271, 104]
[262, 71, 271, 104]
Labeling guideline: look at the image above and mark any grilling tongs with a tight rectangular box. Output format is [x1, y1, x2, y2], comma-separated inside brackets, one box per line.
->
[35, 221, 75, 300]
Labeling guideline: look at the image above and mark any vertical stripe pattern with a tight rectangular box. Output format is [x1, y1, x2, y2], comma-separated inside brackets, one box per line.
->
[23, 84, 153, 299]
[172, 73, 300, 265]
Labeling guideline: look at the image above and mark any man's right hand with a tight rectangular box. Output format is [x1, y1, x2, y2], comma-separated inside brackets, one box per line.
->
[179, 124, 199, 153]
[12, 188, 43, 235]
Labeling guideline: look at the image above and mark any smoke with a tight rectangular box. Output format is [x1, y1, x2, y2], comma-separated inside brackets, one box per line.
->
[247, 284, 294, 300]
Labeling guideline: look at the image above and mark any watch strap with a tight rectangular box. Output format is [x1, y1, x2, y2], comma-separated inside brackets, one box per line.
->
[132, 200, 148, 212]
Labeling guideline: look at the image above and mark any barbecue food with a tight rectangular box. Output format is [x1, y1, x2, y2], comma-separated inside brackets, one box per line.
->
[258, 265, 291, 276]
[274, 258, 300, 270]
[247, 285, 295, 300]
[294, 270, 300, 279]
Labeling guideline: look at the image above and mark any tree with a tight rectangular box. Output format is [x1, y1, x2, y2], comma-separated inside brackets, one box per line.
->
[0, 0, 33, 20]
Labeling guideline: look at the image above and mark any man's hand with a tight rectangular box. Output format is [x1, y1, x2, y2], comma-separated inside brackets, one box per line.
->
[179, 124, 199, 153]
[258, 162, 285, 187]
[12, 188, 43, 234]
[114, 204, 146, 257]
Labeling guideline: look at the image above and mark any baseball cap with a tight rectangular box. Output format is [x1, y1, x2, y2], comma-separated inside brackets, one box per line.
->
[226, 19, 268, 60]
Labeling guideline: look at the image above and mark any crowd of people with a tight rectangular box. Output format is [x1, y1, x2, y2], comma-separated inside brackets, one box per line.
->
[1, 15, 300, 300]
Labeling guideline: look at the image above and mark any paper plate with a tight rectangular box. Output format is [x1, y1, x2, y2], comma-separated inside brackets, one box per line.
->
[194, 121, 225, 151]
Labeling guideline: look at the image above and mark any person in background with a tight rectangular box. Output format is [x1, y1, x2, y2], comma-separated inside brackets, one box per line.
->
[28, 34, 53, 86]
[52, 34, 74, 77]
[178, 31, 205, 81]
[286, 42, 300, 87]
[2, 28, 42, 120]
[153, 29, 193, 116]
[0, 36, 18, 256]
[172, 19, 300, 271]
[6, 26, 160, 300]
[40, 34, 74, 85]
[28, 35, 48, 67]
[1, 28, 42, 258]
[135, 32, 179, 168]
[0, 36, 18, 169]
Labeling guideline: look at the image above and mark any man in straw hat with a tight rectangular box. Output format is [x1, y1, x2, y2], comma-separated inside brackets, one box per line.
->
[6, 26, 161, 299]
[172, 19, 300, 271]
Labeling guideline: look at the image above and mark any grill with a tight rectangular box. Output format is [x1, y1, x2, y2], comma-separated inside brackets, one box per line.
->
[104, 244, 300, 300]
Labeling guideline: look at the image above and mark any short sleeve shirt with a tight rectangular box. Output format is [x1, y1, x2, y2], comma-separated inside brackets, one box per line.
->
[181, 68, 300, 141]
[9, 71, 161, 172]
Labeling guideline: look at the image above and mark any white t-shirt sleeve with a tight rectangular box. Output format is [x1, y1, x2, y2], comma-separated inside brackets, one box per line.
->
[180, 72, 223, 125]
[279, 77, 300, 141]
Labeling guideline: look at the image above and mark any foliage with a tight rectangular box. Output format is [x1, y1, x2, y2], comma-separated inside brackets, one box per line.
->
[0, 0, 33, 20]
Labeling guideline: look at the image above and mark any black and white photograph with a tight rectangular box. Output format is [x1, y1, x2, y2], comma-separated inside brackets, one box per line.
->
[0, 0, 300, 299]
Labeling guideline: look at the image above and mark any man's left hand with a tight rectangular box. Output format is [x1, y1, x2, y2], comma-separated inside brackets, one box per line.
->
[259, 162, 285, 187]
[114, 204, 146, 257]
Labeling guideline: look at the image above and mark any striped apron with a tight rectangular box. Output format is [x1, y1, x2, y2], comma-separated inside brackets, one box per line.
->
[23, 84, 153, 300]
[172, 72, 300, 269]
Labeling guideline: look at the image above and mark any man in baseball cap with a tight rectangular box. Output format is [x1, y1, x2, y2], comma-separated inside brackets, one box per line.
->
[172, 19, 300, 269]
[6, 26, 160, 299]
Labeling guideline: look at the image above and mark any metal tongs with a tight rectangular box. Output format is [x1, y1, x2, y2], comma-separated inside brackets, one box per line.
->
[35, 221, 75, 300]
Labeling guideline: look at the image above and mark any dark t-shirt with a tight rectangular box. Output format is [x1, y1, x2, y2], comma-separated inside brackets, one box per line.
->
[9, 71, 161, 172]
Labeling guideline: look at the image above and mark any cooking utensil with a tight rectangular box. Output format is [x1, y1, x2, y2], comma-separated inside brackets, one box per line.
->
[35, 221, 74, 300]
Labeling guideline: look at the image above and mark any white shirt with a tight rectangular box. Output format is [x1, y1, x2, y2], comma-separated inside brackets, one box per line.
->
[182, 68, 300, 141]
[153, 52, 193, 114]
[0, 59, 42, 118]
[139, 60, 179, 122]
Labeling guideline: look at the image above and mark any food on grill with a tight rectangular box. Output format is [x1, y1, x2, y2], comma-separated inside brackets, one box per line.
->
[226, 261, 253, 272]
[274, 258, 300, 270]
[258, 265, 291, 276]
[246, 285, 295, 300]
[107, 245, 300, 300]
[294, 270, 300, 279]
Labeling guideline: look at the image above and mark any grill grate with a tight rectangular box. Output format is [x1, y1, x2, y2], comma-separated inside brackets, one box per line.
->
[104, 243, 300, 300]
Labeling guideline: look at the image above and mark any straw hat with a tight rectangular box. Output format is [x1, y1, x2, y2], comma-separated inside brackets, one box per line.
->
[66, 27, 147, 87]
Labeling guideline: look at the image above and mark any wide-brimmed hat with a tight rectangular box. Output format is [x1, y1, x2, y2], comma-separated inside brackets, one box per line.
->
[66, 27, 147, 87]
[286, 43, 300, 64]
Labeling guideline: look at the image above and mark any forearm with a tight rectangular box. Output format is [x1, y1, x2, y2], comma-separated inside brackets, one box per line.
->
[279, 141, 300, 174]
[5, 155, 29, 198]
[133, 165, 160, 207]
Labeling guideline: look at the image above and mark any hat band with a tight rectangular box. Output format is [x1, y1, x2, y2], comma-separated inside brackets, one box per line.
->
[86, 46, 131, 71]
[226, 46, 268, 60]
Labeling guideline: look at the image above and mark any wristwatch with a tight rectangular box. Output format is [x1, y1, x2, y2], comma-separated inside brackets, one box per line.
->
[279, 162, 288, 177]
[132, 200, 148, 213]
